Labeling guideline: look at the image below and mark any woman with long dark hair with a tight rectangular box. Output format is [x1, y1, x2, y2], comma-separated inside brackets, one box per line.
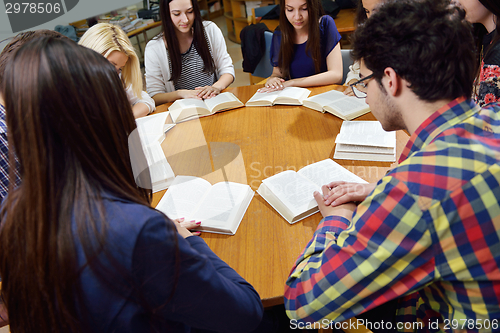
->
[343, 0, 386, 95]
[145, 0, 234, 104]
[262, 0, 343, 91]
[459, 0, 500, 106]
[0, 36, 262, 333]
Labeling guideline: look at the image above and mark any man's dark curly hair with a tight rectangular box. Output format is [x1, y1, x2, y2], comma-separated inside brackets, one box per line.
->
[351, 0, 476, 102]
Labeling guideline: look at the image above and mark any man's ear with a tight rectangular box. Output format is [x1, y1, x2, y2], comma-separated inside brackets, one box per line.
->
[381, 67, 400, 97]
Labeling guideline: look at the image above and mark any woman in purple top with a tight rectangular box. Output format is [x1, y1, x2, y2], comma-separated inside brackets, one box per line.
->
[263, 0, 343, 91]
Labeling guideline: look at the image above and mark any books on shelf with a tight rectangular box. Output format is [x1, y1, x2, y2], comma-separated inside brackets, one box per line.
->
[156, 176, 255, 235]
[334, 121, 396, 162]
[168, 92, 244, 123]
[245, 87, 311, 106]
[135, 112, 176, 192]
[302, 89, 370, 120]
[257, 159, 367, 224]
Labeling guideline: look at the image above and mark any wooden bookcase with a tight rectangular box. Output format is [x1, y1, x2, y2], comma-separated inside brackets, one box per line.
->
[223, 0, 253, 43]
[199, 0, 224, 20]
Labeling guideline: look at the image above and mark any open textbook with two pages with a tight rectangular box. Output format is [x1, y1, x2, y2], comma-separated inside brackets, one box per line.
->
[168, 92, 244, 123]
[135, 112, 176, 193]
[257, 159, 367, 224]
[302, 89, 370, 120]
[245, 87, 311, 106]
[156, 176, 254, 235]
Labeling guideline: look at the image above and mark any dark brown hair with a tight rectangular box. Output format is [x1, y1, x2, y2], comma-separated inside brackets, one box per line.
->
[352, 0, 476, 102]
[277, 0, 323, 79]
[156, 0, 215, 83]
[0, 36, 155, 332]
[0, 30, 69, 87]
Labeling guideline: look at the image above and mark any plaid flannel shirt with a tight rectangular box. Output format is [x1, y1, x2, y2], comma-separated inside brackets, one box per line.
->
[284, 97, 500, 332]
[0, 104, 20, 200]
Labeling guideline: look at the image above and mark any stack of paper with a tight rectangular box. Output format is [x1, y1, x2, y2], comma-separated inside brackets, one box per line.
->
[135, 112, 176, 192]
[334, 121, 396, 162]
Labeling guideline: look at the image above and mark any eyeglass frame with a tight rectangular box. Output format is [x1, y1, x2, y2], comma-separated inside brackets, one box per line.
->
[349, 73, 374, 98]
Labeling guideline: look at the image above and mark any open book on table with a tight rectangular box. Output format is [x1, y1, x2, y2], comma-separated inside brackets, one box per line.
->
[156, 176, 254, 235]
[135, 112, 176, 193]
[168, 92, 244, 123]
[334, 121, 396, 162]
[245, 87, 311, 106]
[303, 89, 370, 120]
[257, 159, 367, 224]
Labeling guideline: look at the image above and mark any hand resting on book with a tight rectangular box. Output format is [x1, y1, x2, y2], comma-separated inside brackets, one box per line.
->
[313, 188, 356, 219]
[323, 181, 377, 206]
[172, 217, 202, 238]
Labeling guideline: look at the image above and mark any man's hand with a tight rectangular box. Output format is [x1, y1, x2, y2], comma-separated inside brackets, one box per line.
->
[323, 182, 376, 206]
[314, 186, 356, 219]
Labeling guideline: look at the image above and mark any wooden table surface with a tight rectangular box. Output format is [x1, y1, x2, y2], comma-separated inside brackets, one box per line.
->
[152, 84, 410, 308]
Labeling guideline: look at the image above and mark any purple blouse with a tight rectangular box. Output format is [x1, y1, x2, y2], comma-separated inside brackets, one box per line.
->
[270, 15, 341, 79]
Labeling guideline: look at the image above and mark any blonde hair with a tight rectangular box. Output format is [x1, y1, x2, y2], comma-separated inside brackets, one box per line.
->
[79, 23, 143, 99]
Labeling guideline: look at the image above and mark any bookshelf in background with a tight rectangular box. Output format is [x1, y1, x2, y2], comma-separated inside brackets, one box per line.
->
[224, 0, 276, 43]
[200, 0, 224, 19]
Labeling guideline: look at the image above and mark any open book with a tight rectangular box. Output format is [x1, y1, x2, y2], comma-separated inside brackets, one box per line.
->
[168, 92, 244, 123]
[135, 112, 176, 193]
[156, 176, 254, 235]
[245, 87, 311, 106]
[303, 90, 370, 120]
[334, 121, 396, 162]
[257, 159, 367, 224]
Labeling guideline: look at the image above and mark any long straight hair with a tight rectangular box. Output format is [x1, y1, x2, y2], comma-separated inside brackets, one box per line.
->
[79, 23, 144, 99]
[278, 0, 323, 79]
[0, 37, 158, 333]
[474, 0, 500, 69]
[156, 0, 215, 83]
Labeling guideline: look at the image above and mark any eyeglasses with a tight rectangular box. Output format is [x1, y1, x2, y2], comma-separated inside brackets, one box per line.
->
[349, 74, 374, 98]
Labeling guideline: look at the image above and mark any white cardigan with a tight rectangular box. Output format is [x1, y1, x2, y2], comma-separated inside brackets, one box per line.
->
[144, 21, 235, 97]
[125, 85, 156, 114]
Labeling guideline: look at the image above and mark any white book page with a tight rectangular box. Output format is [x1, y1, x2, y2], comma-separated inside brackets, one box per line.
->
[142, 141, 175, 192]
[262, 170, 319, 215]
[276, 87, 310, 100]
[246, 90, 281, 104]
[204, 92, 237, 112]
[190, 182, 249, 226]
[298, 159, 367, 187]
[336, 143, 395, 155]
[136, 112, 170, 146]
[335, 121, 396, 147]
[325, 97, 368, 115]
[155, 176, 212, 220]
[304, 90, 345, 106]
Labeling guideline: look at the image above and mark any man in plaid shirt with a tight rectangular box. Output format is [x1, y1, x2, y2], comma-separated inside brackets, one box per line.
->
[284, 0, 500, 332]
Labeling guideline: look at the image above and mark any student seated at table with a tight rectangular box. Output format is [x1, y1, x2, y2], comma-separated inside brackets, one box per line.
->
[0, 36, 263, 333]
[459, 0, 500, 106]
[262, 0, 343, 92]
[343, 0, 387, 96]
[145, 0, 235, 104]
[79, 23, 155, 118]
[285, 0, 500, 329]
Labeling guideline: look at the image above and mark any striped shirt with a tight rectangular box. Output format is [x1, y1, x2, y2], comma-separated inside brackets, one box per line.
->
[284, 98, 500, 332]
[174, 43, 215, 91]
[0, 104, 20, 200]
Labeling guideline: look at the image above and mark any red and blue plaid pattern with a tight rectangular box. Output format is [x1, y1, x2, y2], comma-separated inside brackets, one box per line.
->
[284, 98, 500, 332]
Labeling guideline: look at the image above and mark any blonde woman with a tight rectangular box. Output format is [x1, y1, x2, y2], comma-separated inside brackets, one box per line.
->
[79, 23, 155, 118]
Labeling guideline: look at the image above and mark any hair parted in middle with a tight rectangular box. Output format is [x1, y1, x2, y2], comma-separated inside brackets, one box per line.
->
[156, 0, 215, 84]
[79, 23, 144, 99]
[277, 0, 324, 79]
[351, 0, 476, 102]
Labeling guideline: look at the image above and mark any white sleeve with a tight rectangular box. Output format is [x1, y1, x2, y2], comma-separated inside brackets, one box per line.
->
[205, 22, 235, 80]
[344, 60, 361, 85]
[145, 39, 174, 97]
[126, 85, 156, 114]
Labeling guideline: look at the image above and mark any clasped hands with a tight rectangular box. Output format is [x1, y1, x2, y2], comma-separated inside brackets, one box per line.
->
[314, 181, 376, 218]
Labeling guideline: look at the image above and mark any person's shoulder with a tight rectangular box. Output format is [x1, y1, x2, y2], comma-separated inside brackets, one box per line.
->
[203, 20, 220, 32]
[145, 36, 165, 51]
[320, 15, 335, 27]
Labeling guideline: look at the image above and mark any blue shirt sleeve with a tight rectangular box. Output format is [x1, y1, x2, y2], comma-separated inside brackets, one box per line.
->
[133, 216, 264, 333]
[320, 15, 341, 57]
